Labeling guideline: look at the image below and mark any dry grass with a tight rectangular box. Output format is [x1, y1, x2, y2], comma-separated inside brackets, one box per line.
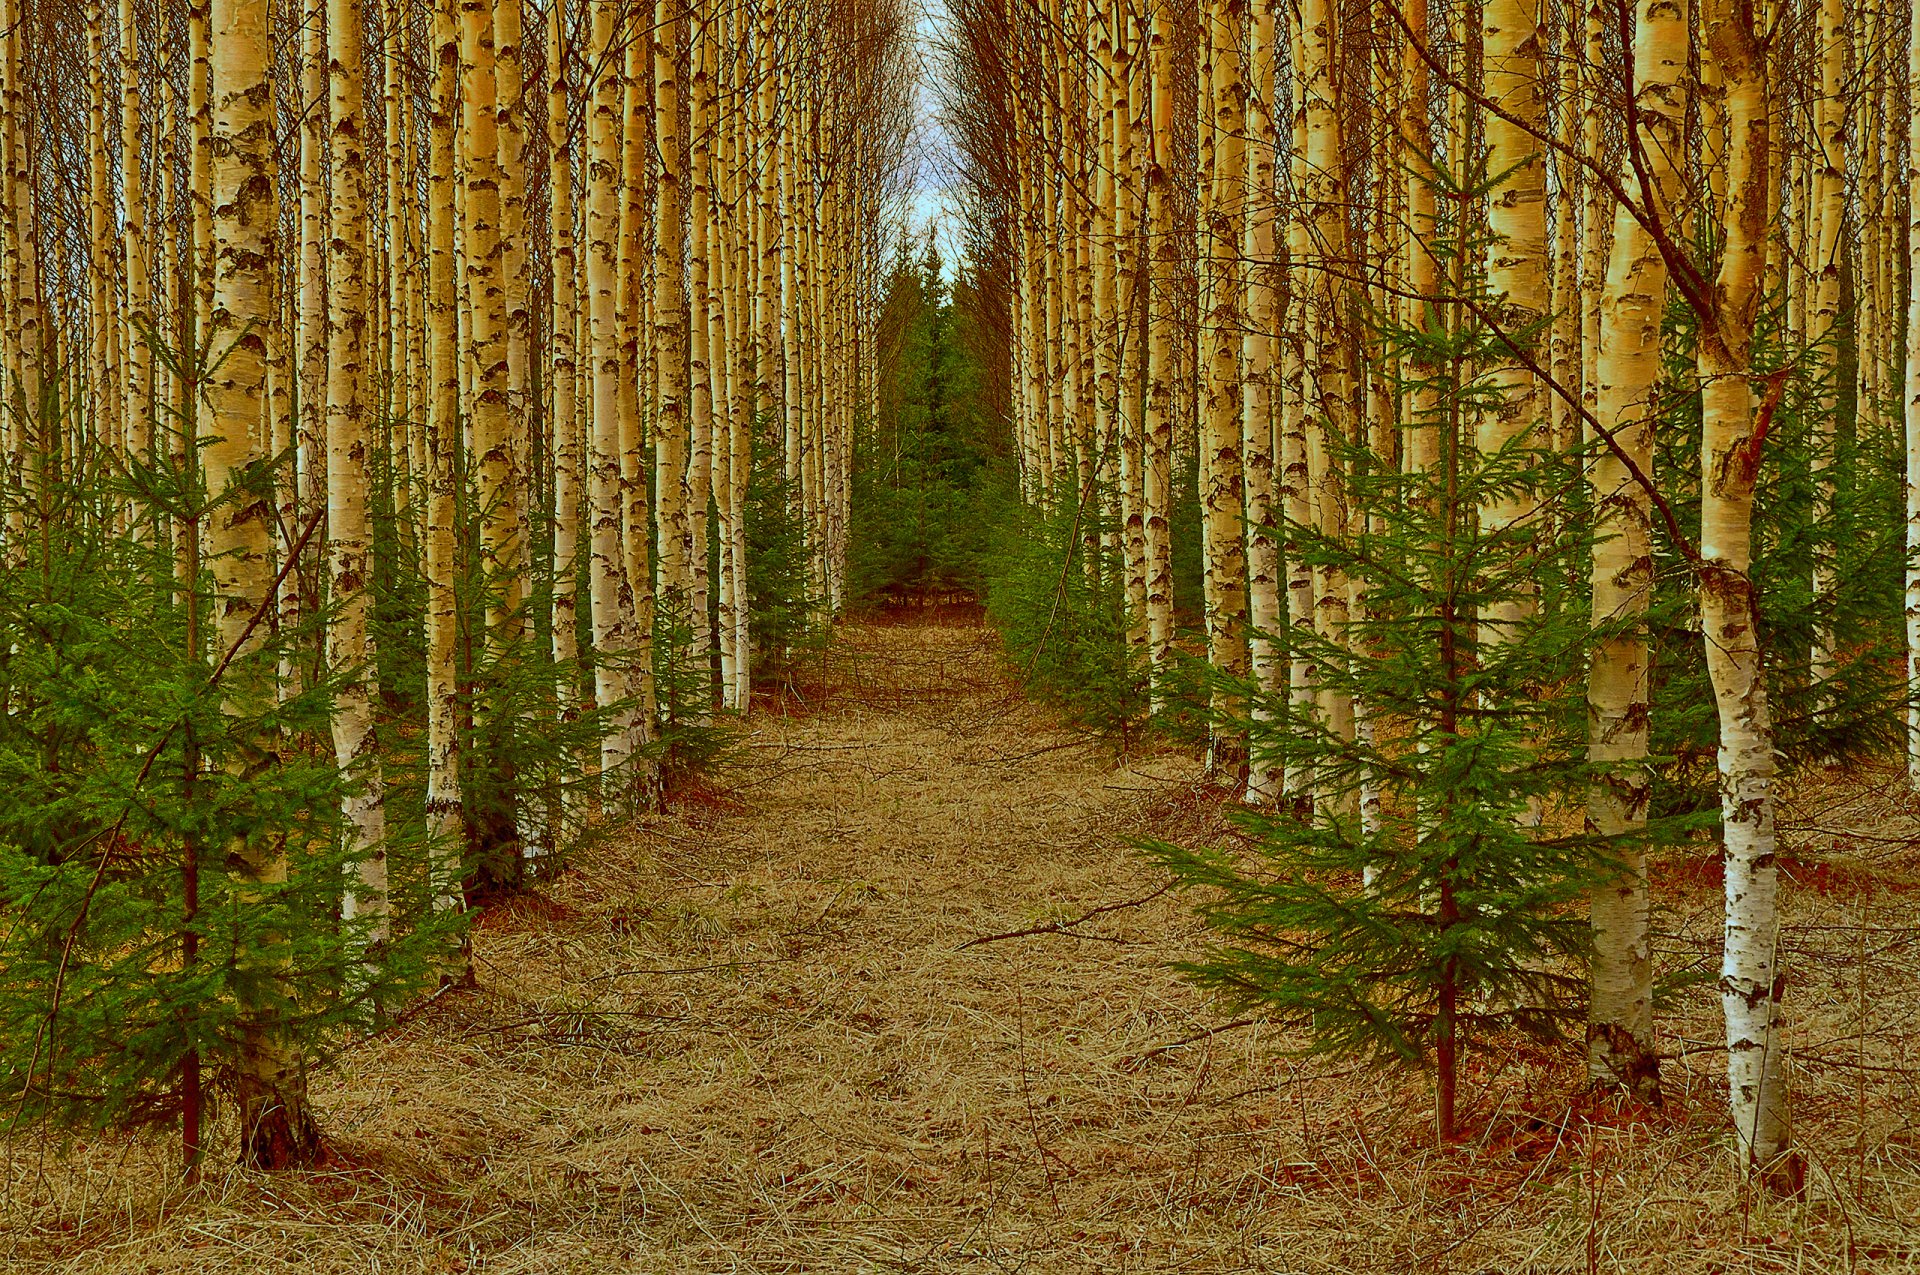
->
[6, 614, 1920, 1272]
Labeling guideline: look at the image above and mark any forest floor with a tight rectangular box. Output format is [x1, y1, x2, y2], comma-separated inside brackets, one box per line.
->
[7, 607, 1920, 1273]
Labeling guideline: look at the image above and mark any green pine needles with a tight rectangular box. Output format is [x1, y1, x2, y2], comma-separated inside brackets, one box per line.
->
[851, 236, 1000, 604]
[745, 418, 830, 687]
[1148, 172, 1690, 1142]
[0, 391, 456, 1169]
[985, 472, 1149, 738]
[1646, 286, 1913, 811]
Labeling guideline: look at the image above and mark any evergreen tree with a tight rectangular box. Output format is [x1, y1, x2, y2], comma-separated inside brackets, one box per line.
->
[853, 234, 999, 601]
[985, 476, 1146, 737]
[1147, 210, 1689, 1141]
[0, 417, 456, 1173]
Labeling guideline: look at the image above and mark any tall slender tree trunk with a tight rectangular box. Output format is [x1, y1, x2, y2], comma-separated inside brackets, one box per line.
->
[424, 0, 465, 915]
[1808, 0, 1845, 688]
[686, 1, 717, 705]
[382, 0, 410, 467]
[1091, 2, 1120, 575]
[780, 95, 806, 581]
[87, 0, 120, 458]
[549, 0, 581, 722]
[1698, 0, 1797, 1191]
[1117, 2, 1149, 653]
[1068, 8, 1099, 580]
[1399, 0, 1440, 483]
[1016, 156, 1040, 505]
[205, 0, 320, 1168]
[1586, 0, 1684, 1103]
[1480, 0, 1549, 640]
[190, 0, 213, 370]
[0, 0, 22, 527]
[588, 0, 647, 791]
[712, 23, 743, 709]
[1300, 0, 1353, 792]
[1579, 0, 1607, 436]
[464, 0, 529, 883]
[1201, 0, 1249, 771]
[728, 91, 752, 708]
[1547, 0, 1580, 456]
[1142, 0, 1176, 685]
[463, 0, 515, 634]
[297, 0, 327, 621]
[1280, 36, 1317, 801]
[1907, 0, 1920, 789]
[119, 0, 152, 468]
[2, 0, 43, 484]
[654, 0, 691, 611]
[495, 0, 530, 624]
[328, 0, 387, 944]
[1243, 0, 1284, 804]
[615, 16, 657, 754]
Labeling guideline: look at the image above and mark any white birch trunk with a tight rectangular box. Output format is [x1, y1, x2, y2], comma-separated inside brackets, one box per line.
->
[328, 0, 387, 942]
[1699, 0, 1796, 1188]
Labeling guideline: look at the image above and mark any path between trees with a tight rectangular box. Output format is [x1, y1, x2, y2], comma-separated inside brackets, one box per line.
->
[19, 612, 1917, 1273]
[408, 611, 1277, 1269]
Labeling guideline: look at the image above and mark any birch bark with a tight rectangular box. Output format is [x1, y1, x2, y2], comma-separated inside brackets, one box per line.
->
[1586, 0, 1684, 1101]
[328, 0, 388, 942]
[204, 0, 320, 1167]
[1699, 0, 1796, 1188]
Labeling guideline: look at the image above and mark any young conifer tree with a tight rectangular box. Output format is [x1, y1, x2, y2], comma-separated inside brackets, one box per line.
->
[1150, 174, 1633, 1141]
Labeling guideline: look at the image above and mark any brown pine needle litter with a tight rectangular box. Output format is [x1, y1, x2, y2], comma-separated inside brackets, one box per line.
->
[5, 613, 1920, 1273]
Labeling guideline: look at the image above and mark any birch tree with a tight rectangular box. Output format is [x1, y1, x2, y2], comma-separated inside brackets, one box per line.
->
[1697, 0, 1798, 1189]
[424, 0, 465, 907]
[1200, 0, 1249, 769]
[1908, 0, 1920, 788]
[587, 0, 647, 790]
[549, 0, 582, 725]
[653, 0, 691, 609]
[1142, 0, 1176, 680]
[203, 0, 320, 1167]
[328, 0, 387, 941]
[1479, 0, 1548, 641]
[1586, 0, 1684, 1102]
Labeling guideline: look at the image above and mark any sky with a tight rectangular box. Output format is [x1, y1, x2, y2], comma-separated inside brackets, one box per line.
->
[904, 2, 964, 276]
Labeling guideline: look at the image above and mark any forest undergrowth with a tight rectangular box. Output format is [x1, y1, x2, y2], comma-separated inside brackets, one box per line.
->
[4, 609, 1919, 1273]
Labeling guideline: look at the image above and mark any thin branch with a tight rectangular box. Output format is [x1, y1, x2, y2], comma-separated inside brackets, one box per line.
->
[955, 880, 1174, 950]
[1117, 1017, 1262, 1071]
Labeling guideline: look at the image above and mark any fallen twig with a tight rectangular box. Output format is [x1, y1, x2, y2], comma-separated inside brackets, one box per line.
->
[966, 737, 1097, 765]
[954, 881, 1174, 951]
[1117, 1017, 1261, 1071]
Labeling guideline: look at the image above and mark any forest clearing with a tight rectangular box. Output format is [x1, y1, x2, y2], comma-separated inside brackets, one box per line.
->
[5, 611, 1917, 1271]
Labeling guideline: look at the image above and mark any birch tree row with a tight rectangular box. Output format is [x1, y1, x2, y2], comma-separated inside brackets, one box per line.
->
[0, 0, 914, 855]
[951, 0, 1917, 1191]
[0, 0, 913, 1167]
